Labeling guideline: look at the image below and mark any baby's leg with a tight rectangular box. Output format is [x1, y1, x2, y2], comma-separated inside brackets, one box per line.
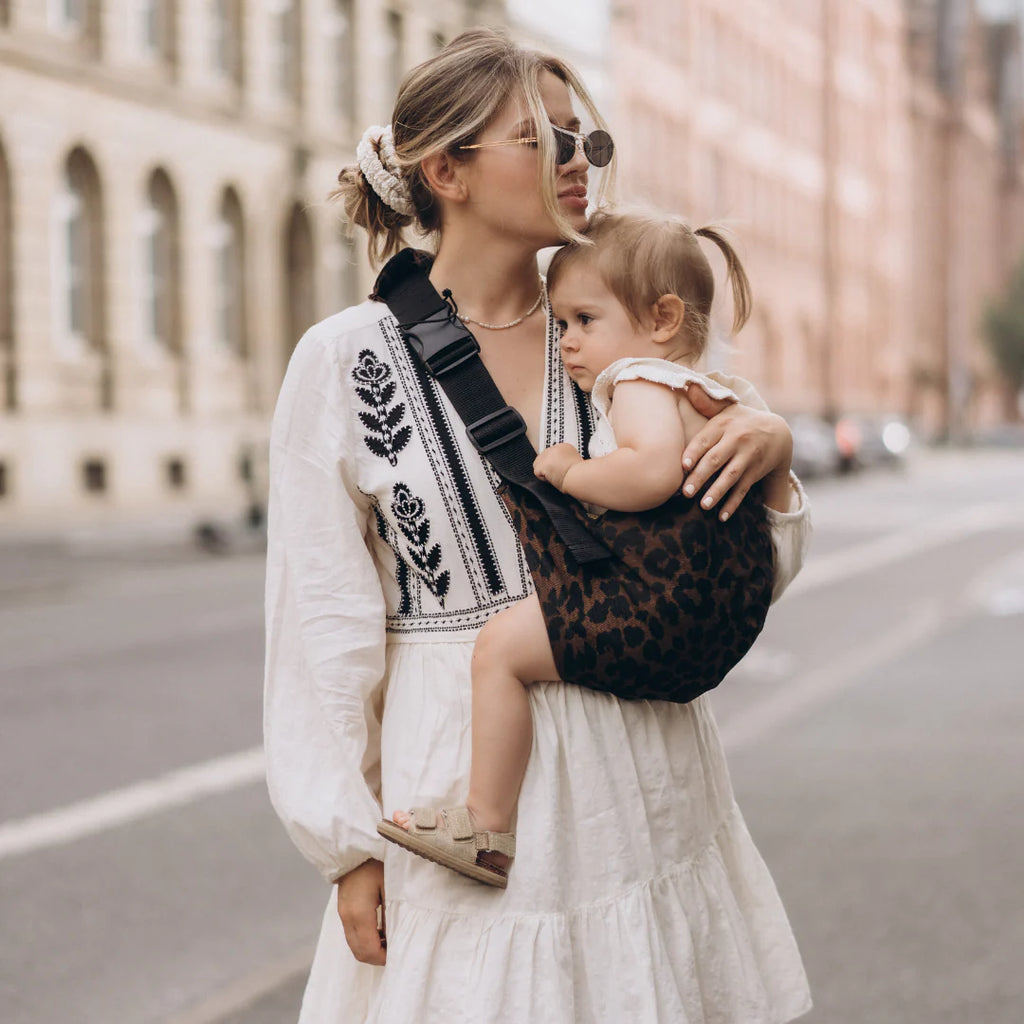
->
[467, 594, 559, 837]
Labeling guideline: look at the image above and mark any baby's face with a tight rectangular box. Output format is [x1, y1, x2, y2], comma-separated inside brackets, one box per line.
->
[549, 262, 657, 392]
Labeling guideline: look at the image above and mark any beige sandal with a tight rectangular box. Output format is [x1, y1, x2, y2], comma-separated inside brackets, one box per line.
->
[377, 806, 515, 888]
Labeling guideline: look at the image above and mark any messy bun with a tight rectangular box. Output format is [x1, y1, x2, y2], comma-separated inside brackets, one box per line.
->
[332, 162, 415, 267]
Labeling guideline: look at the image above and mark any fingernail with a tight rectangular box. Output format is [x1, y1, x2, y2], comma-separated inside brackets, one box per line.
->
[682, 457, 693, 469]
[720, 511, 729, 522]
[701, 495, 713, 508]
[684, 484, 695, 496]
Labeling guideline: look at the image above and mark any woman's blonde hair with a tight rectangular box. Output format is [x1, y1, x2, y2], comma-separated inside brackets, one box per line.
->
[333, 27, 613, 265]
[547, 210, 753, 358]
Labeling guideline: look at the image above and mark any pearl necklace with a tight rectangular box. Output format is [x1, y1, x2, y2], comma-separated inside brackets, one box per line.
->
[454, 284, 545, 331]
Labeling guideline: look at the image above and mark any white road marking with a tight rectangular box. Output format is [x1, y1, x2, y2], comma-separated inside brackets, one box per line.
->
[720, 599, 945, 751]
[787, 502, 1021, 598]
[0, 747, 265, 861]
[163, 942, 316, 1024]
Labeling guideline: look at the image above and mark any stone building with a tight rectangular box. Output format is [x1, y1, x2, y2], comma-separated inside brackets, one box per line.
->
[0, 0, 501, 532]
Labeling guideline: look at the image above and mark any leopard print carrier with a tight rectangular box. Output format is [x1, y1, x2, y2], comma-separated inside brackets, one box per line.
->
[500, 480, 775, 703]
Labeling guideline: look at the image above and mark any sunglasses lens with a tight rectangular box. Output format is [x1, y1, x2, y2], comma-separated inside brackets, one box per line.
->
[553, 129, 577, 165]
[584, 130, 614, 168]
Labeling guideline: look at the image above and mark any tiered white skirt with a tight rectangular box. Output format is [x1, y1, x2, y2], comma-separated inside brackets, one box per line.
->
[298, 641, 811, 1024]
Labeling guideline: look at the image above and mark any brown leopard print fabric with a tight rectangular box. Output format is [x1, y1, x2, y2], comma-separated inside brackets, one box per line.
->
[500, 483, 775, 703]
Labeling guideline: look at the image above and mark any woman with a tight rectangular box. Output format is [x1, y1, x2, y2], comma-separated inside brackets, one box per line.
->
[264, 27, 812, 1023]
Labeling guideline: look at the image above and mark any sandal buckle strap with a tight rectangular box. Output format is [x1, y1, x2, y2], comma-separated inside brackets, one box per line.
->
[475, 831, 516, 858]
[441, 806, 474, 841]
[410, 807, 437, 831]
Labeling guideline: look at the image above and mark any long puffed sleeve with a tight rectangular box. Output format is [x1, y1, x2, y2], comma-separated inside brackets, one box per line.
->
[704, 369, 812, 602]
[264, 325, 387, 883]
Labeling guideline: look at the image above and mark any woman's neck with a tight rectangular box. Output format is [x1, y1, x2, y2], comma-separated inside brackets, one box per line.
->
[429, 233, 543, 328]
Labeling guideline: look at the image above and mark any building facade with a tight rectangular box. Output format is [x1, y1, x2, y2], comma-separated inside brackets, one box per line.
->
[608, 0, 1024, 434]
[0, 0, 502, 531]
[906, 0, 1024, 436]
[609, 0, 915, 420]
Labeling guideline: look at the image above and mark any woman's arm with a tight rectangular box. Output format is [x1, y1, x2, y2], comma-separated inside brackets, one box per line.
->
[534, 380, 685, 511]
[264, 328, 388, 888]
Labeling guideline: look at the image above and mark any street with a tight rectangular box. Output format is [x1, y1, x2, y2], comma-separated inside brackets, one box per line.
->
[1, 449, 1023, 1024]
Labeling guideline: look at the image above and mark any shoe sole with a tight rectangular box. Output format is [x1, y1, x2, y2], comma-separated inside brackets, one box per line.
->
[376, 819, 508, 888]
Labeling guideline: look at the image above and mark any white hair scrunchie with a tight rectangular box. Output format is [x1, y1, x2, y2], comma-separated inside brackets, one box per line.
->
[356, 124, 416, 217]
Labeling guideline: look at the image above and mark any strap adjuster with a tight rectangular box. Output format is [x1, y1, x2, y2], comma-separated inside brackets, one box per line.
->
[466, 406, 528, 454]
[402, 315, 480, 378]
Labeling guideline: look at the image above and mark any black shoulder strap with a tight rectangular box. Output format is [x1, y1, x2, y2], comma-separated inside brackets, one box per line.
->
[374, 248, 610, 565]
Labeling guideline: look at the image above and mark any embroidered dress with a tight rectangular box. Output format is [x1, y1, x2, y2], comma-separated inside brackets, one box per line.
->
[264, 301, 813, 1024]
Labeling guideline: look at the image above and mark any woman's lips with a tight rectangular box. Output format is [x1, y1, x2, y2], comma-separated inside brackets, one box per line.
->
[559, 186, 588, 210]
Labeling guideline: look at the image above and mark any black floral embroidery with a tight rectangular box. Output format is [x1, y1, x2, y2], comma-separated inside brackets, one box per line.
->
[352, 349, 411, 466]
[374, 504, 413, 615]
[391, 483, 450, 606]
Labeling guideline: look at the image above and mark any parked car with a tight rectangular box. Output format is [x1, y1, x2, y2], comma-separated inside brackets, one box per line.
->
[786, 413, 842, 479]
[834, 413, 913, 471]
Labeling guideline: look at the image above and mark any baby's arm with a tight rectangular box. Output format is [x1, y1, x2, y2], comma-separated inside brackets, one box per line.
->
[535, 380, 688, 513]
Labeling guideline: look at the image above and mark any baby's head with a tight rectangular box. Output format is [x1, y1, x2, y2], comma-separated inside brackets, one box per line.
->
[546, 210, 752, 391]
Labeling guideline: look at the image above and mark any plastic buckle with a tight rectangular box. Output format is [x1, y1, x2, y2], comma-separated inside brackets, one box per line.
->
[403, 315, 480, 378]
[466, 406, 528, 454]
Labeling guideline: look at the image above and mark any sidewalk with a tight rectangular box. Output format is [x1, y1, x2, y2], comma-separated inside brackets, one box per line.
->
[0, 509, 265, 601]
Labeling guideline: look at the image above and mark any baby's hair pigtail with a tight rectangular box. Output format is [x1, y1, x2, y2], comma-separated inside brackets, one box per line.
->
[694, 226, 753, 334]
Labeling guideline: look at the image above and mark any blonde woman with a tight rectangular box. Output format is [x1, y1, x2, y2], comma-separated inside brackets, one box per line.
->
[265, 27, 812, 1023]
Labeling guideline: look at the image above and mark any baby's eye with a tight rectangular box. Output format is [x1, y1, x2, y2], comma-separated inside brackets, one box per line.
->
[578, 313, 593, 326]
[555, 319, 568, 336]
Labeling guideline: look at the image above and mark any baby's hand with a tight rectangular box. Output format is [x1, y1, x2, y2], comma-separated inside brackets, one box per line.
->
[534, 443, 583, 492]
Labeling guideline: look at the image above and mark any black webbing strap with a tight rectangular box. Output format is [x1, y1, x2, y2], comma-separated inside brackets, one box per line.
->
[374, 248, 611, 565]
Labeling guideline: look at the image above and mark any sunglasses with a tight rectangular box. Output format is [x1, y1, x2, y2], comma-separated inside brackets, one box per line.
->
[459, 125, 615, 168]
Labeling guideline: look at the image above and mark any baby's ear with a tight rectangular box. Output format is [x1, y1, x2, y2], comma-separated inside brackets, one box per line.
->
[651, 294, 686, 342]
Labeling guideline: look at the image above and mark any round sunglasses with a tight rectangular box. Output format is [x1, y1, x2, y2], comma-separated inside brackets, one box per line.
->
[459, 125, 615, 168]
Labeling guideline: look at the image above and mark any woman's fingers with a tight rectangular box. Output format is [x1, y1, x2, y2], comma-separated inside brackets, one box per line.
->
[681, 428, 729, 495]
[692, 448, 752, 516]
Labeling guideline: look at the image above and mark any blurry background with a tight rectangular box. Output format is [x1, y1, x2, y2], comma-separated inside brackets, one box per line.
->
[1, 2, 1022, 1023]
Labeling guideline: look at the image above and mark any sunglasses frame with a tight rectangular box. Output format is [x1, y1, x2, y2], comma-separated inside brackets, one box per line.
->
[458, 125, 614, 168]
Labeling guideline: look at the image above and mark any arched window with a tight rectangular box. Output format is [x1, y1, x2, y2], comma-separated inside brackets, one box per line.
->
[283, 202, 315, 361]
[48, 0, 101, 54]
[212, 187, 247, 356]
[55, 147, 105, 357]
[385, 10, 404, 100]
[211, 0, 243, 85]
[0, 139, 12, 411]
[137, 0, 176, 66]
[328, 0, 355, 119]
[139, 169, 181, 355]
[269, 0, 302, 104]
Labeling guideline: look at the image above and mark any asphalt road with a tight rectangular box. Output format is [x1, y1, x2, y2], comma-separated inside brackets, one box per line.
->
[1, 448, 1022, 1023]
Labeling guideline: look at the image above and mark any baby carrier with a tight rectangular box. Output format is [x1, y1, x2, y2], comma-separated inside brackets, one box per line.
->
[374, 248, 774, 703]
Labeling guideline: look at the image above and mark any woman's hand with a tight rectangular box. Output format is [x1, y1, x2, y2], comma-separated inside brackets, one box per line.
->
[681, 390, 793, 520]
[534, 443, 584, 492]
[336, 858, 387, 966]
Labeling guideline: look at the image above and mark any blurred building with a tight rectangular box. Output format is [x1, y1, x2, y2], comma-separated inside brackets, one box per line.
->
[0, 0, 502, 531]
[907, 0, 1024, 436]
[609, 0, 1024, 435]
[610, 0, 914, 420]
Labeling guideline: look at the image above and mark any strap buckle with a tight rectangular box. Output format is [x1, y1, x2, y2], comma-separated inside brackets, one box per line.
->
[402, 315, 480, 378]
[466, 406, 528, 454]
